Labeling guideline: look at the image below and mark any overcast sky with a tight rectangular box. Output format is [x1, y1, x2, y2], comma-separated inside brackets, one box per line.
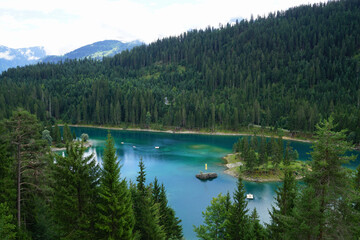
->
[0, 0, 325, 55]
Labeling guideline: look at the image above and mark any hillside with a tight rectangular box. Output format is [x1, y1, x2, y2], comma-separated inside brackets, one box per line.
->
[0, 0, 359, 142]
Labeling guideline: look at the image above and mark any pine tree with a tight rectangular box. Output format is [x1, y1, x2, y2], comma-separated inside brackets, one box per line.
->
[225, 177, 250, 240]
[268, 168, 297, 239]
[305, 117, 357, 239]
[3, 109, 48, 228]
[132, 159, 165, 240]
[152, 179, 183, 239]
[0, 203, 17, 240]
[53, 124, 61, 144]
[249, 208, 267, 240]
[52, 141, 100, 239]
[96, 132, 135, 239]
[63, 123, 72, 143]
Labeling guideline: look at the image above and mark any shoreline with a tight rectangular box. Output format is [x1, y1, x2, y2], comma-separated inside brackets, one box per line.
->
[60, 124, 313, 143]
[222, 153, 304, 182]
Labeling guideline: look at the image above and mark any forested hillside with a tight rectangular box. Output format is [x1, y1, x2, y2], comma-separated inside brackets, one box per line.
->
[1, 0, 359, 141]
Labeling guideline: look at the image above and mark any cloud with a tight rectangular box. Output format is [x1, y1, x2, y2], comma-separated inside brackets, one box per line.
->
[0, 51, 15, 60]
[0, 0, 325, 55]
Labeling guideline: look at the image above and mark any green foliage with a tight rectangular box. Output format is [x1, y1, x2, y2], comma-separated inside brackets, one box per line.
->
[52, 141, 100, 239]
[132, 159, 166, 240]
[42, 129, 52, 146]
[80, 133, 89, 142]
[268, 168, 297, 239]
[96, 132, 135, 239]
[62, 123, 73, 143]
[0, 203, 17, 240]
[194, 193, 229, 240]
[249, 209, 267, 240]
[53, 124, 61, 144]
[153, 178, 183, 239]
[225, 177, 250, 240]
[0, 1, 360, 140]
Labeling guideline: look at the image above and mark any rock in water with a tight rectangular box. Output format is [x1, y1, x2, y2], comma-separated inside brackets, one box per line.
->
[196, 172, 218, 180]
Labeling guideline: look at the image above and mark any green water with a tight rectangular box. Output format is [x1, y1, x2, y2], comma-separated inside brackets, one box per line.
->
[67, 127, 359, 240]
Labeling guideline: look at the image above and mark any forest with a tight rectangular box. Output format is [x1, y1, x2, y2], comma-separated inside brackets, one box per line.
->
[0, 110, 359, 239]
[0, 0, 359, 142]
[1, 0, 360, 239]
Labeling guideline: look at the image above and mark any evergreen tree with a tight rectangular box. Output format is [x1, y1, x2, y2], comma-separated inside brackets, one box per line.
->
[194, 193, 229, 240]
[132, 159, 165, 240]
[96, 132, 135, 239]
[53, 124, 61, 144]
[268, 168, 297, 239]
[0, 203, 17, 240]
[225, 177, 250, 240]
[152, 179, 183, 239]
[63, 123, 73, 143]
[52, 141, 100, 239]
[3, 109, 48, 228]
[305, 117, 357, 239]
[249, 208, 267, 240]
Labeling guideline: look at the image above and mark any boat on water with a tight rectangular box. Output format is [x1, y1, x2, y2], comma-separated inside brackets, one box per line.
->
[246, 193, 254, 200]
[155, 146, 160, 149]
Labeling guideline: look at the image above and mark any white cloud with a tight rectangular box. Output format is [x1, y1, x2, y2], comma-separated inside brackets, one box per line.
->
[0, 0, 325, 55]
[0, 51, 15, 60]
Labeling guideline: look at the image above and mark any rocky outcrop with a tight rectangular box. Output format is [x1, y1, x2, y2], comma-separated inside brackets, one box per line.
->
[196, 172, 218, 180]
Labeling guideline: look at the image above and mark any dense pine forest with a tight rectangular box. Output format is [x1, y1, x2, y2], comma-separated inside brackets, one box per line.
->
[1, 0, 360, 239]
[0, 0, 359, 142]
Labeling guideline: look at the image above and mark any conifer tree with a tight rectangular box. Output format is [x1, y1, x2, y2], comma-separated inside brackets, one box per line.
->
[96, 132, 135, 239]
[52, 141, 100, 239]
[152, 179, 183, 239]
[305, 117, 357, 239]
[225, 177, 250, 240]
[0, 203, 17, 240]
[249, 208, 267, 240]
[133, 159, 165, 240]
[3, 109, 48, 228]
[53, 124, 61, 144]
[268, 168, 297, 239]
[63, 123, 73, 143]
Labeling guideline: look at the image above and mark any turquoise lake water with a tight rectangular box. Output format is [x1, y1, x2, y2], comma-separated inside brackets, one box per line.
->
[68, 127, 360, 240]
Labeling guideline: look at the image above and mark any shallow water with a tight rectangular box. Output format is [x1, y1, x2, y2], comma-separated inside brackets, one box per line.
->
[68, 127, 359, 240]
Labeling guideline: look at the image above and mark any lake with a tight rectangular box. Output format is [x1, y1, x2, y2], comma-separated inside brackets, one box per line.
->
[68, 127, 359, 240]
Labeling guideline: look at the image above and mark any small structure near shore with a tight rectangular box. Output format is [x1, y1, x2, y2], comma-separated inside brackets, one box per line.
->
[196, 172, 218, 180]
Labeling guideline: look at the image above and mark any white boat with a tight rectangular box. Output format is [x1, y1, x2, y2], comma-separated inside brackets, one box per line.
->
[155, 146, 160, 149]
[121, 142, 124, 144]
[246, 193, 254, 200]
[133, 146, 136, 148]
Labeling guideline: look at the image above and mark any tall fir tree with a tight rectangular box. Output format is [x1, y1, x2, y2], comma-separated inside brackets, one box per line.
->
[3, 109, 48, 229]
[225, 177, 250, 240]
[96, 132, 135, 239]
[268, 168, 297, 239]
[132, 159, 165, 240]
[304, 117, 357, 239]
[52, 141, 100, 239]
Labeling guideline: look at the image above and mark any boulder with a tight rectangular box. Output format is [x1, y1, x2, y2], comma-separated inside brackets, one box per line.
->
[196, 172, 218, 180]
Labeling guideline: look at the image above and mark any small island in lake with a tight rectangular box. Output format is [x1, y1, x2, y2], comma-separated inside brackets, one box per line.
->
[223, 135, 310, 182]
[196, 172, 218, 180]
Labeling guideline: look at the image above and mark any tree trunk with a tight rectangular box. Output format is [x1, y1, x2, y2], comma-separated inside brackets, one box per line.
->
[17, 144, 21, 227]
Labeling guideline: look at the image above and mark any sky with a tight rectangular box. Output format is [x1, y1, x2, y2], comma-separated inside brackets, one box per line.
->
[0, 0, 325, 55]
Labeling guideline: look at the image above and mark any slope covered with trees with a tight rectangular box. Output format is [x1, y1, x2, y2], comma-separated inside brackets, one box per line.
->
[0, 0, 359, 142]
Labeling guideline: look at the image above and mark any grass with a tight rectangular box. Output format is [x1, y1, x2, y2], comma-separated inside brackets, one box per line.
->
[223, 153, 310, 182]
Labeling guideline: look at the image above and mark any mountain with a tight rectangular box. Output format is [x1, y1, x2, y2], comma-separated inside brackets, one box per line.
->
[0, 0, 359, 142]
[0, 46, 46, 72]
[41, 40, 143, 63]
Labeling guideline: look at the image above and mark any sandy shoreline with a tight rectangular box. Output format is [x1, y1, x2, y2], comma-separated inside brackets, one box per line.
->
[60, 124, 313, 143]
